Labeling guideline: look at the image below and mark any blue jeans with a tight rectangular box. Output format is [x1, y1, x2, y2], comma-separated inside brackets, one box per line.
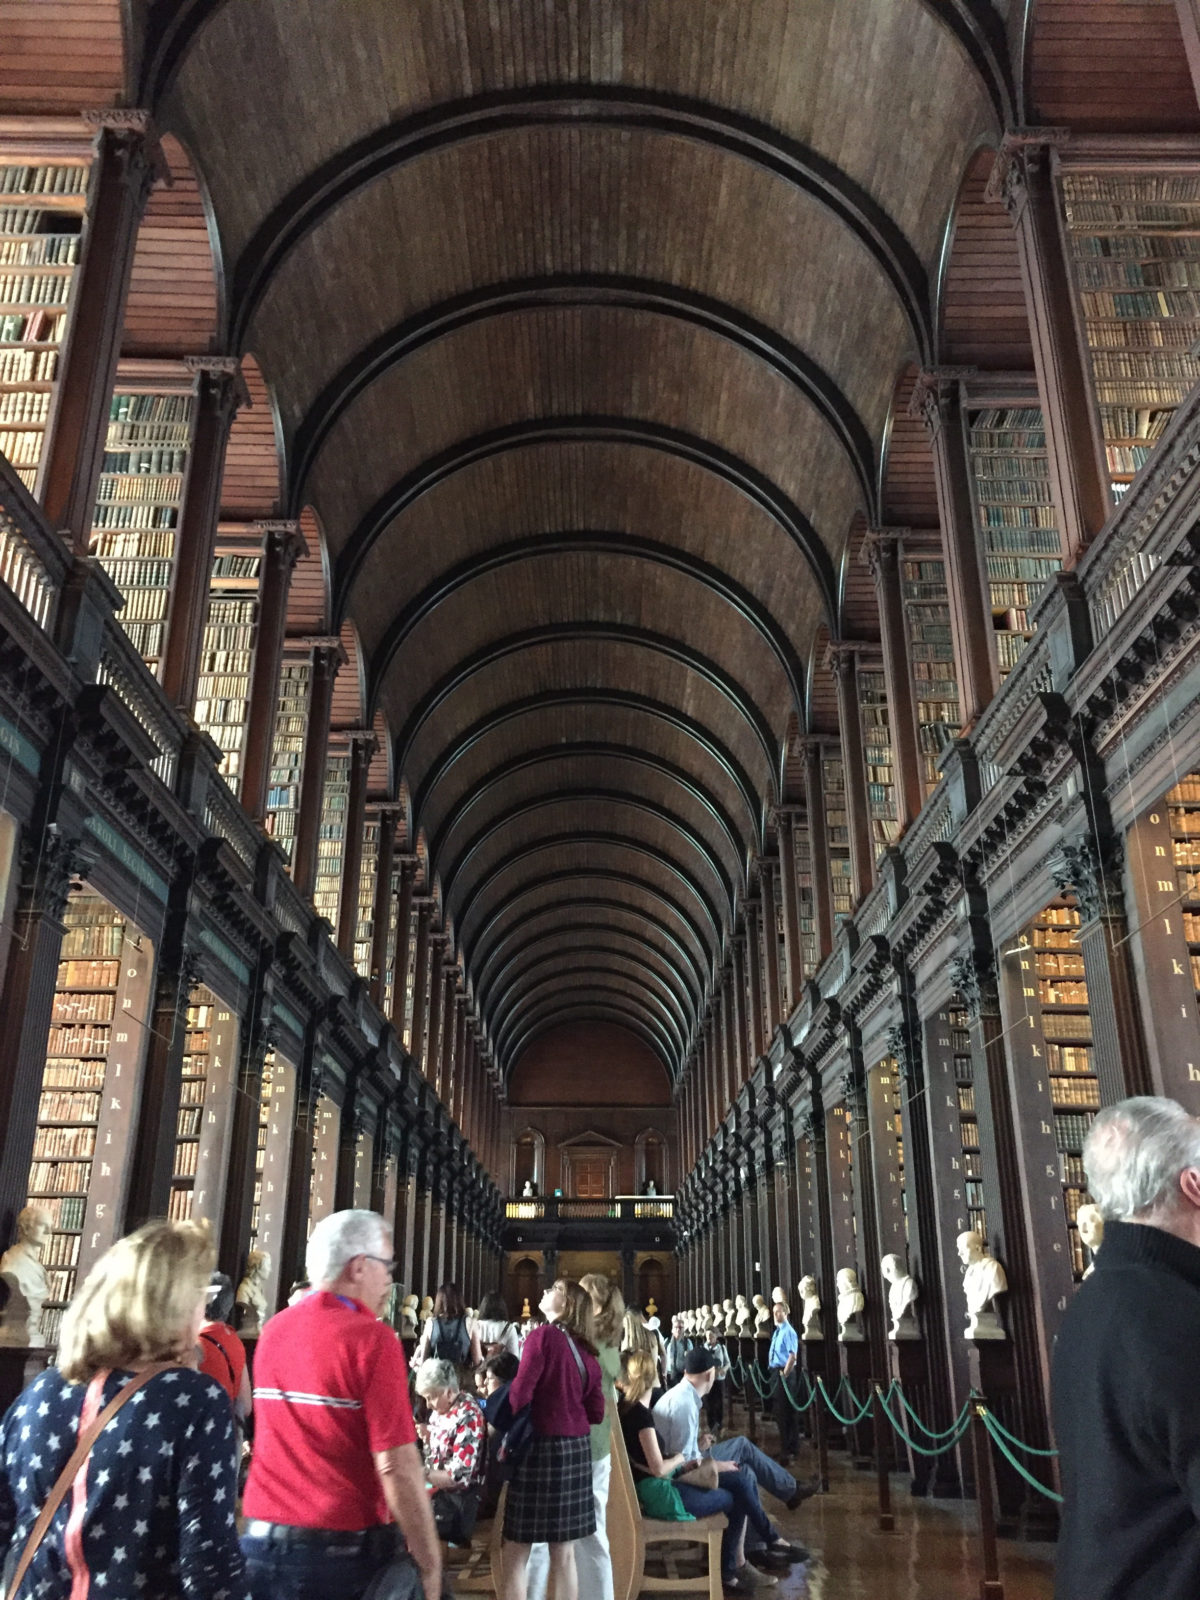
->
[678, 1467, 774, 1578]
[242, 1532, 402, 1600]
[711, 1434, 796, 1503]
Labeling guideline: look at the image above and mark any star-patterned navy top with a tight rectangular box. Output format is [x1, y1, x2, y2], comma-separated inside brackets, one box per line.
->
[0, 1363, 245, 1599]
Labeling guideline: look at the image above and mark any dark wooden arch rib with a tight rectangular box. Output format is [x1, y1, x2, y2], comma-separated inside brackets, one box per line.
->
[440, 788, 739, 916]
[498, 987, 681, 1073]
[479, 928, 698, 1025]
[461, 868, 719, 982]
[427, 742, 747, 882]
[507, 1005, 676, 1077]
[414, 691, 764, 845]
[920, 0, 1013, 122]
[288, 277, 878, 514]
[391, 622, 780, 789]
[224, 86, 932, 355]
[491, 957, 690, 1049]
[454, 830, 728, 954]
[473, 893, 709, 1012]
[493, 971, 687, 1063]
[340, 417, 839, 636]
[366, 531, 809, 719]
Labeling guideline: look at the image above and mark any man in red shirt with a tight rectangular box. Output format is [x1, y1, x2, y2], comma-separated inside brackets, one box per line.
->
[242, 1208, 441, 1599]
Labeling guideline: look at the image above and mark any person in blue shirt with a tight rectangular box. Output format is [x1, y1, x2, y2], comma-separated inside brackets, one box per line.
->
[767, 1301, 801, 1465]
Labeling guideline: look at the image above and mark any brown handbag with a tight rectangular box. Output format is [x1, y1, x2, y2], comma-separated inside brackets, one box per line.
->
[3, 1363, 174, 1600]
[674, 1458, 720, 1491]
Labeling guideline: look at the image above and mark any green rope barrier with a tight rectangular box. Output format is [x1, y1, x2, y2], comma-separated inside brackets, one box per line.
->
[877, 1387, 971, 1457]
[892, 1383, 971, 1441]
[979, 1405, 1059, 1458]
[836, 1376, 873, 1416]
[979, 1410, 1063, 1504]
[815, 1376, 874, 1427]
[778, 1372, 818, 1413]
[748, 1363, 773, 1400]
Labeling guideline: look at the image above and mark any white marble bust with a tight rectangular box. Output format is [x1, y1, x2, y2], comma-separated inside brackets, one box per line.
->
[957, 1229, 1007, 1339]
[722, 1297, 736, 1333]
[752, 1293, 771, 1336]
[235, 1248, 271, 1337]
[771, 1284, 786, 1308]
[0, 1205, 51, 1347]
[400, 1293, 420, 1337]
[836, 1267, 866, 1342]
[734, 1292, 753, 1335]
[1077, 1204, 1104, 1278]
[881, 1253, 920, 1340]
[798, 1275, 823, 1341]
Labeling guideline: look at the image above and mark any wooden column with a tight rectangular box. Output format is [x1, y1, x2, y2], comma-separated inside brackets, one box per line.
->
[720, 974, 736, 1108]
[804, 739, 835, 960]
[759, 863, 784, 1029]
[441, 970, 459, 1106]
[1177, 0, 1200, 107]
[745, 897, 767, 1057]
[368, 809, 399, 1009]
[829, 644, 875, 901]
[336, 730, 377, 959]
[292, 639, 344, 898]
[775, 809, 805, 1009]
[160, 358, 246, 710]
[242, 522, 307, 820]
[911, 372, 999, 724]
[863, 530, 924, 829]
[988, 137, 1111, 560]
[388, 859, 419, 1037]
[40, 113, 157, 550]
[731, 935, 749, 1086]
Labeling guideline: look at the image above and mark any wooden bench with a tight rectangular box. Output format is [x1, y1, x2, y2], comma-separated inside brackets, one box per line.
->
[607, 1408, 726, 1600]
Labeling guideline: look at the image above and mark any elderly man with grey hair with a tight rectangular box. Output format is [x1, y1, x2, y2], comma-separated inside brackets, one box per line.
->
[241, 1209, 441, 1600]
[1052, 1096, 1200, 1600]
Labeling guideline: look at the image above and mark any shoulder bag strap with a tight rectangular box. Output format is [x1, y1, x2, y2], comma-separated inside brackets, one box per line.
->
[560, 1329, 587, 1391]
[6, 1363, 174, 1600]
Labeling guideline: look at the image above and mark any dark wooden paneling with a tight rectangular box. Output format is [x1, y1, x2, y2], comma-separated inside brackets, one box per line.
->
[1029, 0, 1200, 131]
[940, 148, 1034, 370]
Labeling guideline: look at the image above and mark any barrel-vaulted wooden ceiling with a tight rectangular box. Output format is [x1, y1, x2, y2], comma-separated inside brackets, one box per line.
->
[14, 0, 1191, 1081]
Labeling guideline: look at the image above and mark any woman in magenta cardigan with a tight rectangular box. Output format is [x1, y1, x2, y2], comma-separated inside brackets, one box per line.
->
[501, 1278, 605, 1600]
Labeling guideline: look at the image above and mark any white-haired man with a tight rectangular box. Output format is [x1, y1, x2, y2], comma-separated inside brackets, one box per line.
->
[1053, 1096, 1200, 1600]
[241, 1208, 441, 1600]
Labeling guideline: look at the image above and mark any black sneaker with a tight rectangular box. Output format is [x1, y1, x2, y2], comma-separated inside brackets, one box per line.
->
[784, 1477, 820, 1510]
[769, 1538, 810, 1563]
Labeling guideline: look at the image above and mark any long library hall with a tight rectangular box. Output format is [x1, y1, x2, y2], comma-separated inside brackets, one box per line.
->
[3, 4, 1200, 1599]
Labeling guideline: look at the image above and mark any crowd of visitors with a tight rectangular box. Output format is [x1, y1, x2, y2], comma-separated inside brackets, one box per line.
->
[0, 1209, 818, 1600]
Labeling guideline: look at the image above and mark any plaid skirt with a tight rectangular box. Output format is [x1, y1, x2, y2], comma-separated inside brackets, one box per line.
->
[503, 1433, 595, 1543]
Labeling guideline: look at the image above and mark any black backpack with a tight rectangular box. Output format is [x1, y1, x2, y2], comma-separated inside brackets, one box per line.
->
[430, 1313, 471, 1364]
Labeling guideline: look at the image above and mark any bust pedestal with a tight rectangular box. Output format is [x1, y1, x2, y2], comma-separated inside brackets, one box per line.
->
[888, 1340, 960, 1499]
[0, 1345, 53, 1414]
[838, 1339, 873, 1468]
[966, 1340, 1037, 1533]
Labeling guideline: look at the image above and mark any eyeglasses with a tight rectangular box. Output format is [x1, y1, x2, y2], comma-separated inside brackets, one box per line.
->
[362, 1255, 397, 1274]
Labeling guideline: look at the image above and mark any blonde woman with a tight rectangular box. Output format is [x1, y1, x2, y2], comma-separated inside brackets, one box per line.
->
[620, 1308, 664, 1402]
[527, 1272, 624, 1600]
[0, 1219, 243, 1599]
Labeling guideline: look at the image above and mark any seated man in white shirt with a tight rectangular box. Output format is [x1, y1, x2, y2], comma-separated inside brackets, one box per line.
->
[653, 1349, 810, 1570]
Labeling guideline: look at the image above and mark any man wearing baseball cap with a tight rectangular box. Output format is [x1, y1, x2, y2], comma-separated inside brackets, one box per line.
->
[654, 1348, 811, 1573]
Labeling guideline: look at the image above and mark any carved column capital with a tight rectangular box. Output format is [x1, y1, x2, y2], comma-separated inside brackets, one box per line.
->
[860, 527, 906, 581]
[984, 128, 1071, 218]
[950, 949, 998, 1021]
[255, 520, 309, 572]
[1052, 835, 1125, 924]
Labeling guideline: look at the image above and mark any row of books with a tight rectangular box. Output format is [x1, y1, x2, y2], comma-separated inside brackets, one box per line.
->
[0, 235, 78, 266]
[96, 474, 184, 504]
[46, 1023, 110, 1056]
[167, 1188, 194, 1220]
[0, 427, 40, 463]
[1040, 980, 1089, 1006]
[0, 346, 57, 382]
[100, 447, 188, 475]
[1037, 952, 1086, 977]
[177, 1106, 202, 1138]
[1051, 1076, 1102, 1109]
[173, 1140, 199, 1178]
[1054, 1111, 1096, 1152]
[28, 1159, 91, 1192]
[32, 1125, 96, 1159]
[0, 205, 79, 233]
[50, 989, 115, 1023]
[0, 388, 49, 423]
[62, 920, 124, 958]
[42, 1230, 80, 1267]
[0, 165, 88, 195]
[1046, 1043, 1094, 1073]
[180, 1077, 207, 1106]
[36, 1196, 86, 1230]
[37, 1090, 101, 1123]
[43, 1060, 106, 1090]
[0, 272, 71, 306]
[114, 585, 169, 621]
[1076, 258, 1200, 290]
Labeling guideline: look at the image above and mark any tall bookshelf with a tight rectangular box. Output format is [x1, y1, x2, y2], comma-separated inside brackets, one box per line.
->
[822, 753, 853, 921]
[194, 545, 261, 794]
[790, 815, 818, 983]
[247, 1048, 295, 1314]
[27, 895, 126, 1341]
[169, 985, 237, 1229]
[1030, 901, 1098, 1280]
[353, 815, 379, 980]
[948, 1004, 987, 1240]
[399, 897, 417, 1049]
[1062, 171, 1200, 501]
[966, 408, 1063, 679]
[858, 665, 900, 857]
[0, 161, 87, 491]
[1165, 775, 1200, 1006]
[169, 990, 212, 1222]
[309, 1093, 340, 1235]
[312, 749, 350, 930]
[249, 1051, 274, 1240]
[900, 550, 960, 793]
[265, 657, 311, 864]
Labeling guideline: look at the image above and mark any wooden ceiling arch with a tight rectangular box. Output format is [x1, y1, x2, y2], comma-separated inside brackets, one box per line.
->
[478, 926, 700, 1026]
[507, 1006, 676, 1077]
[498, 989, 682, 1074]
[491, 953, 693, 1044]
[472, 896, 710, 1023]
[493, 975, 688, 1067]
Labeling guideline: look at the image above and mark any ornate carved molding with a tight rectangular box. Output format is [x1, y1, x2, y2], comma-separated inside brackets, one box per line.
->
[1051, 835, 1125, 924]
[949, 949, 998, 1021]
[984, 127, 1071, 216]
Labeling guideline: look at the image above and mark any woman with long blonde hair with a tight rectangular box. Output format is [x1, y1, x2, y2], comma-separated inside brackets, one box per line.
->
[0, 1219, 243, 1599]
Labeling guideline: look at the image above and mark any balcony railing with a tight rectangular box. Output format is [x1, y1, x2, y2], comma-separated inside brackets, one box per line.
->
[0, 453, 69, 631]
[505, 1195, 674, 1222]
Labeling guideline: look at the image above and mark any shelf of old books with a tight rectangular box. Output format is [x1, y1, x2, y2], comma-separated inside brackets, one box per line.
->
[948, 1004, 987, 1240]
[900, 550, 961, 794]
[1028, 901, 1098, 1280]
[789, 814, 818, 984]
[966, 407, 1063, 680]
[858, 664, 900, 858]
[353, 814, 379, 981]
[822, 752, 854, 922]
[308, 1092, 340, 1236]
[264, 656, 311, 864]
[168, 985, 238, 1228]
[1061, 170, 1200, 501]
[194, 542, 262, 795]
[312, 748, 350, 930]
[398, 898, 417, 1049]
[1165, 774, 1200, 1007]
[27, 890, 154, 1341]
[0, 159, 88, 493]
[91, 382, 195, 676]
[868, 1058, 908, 1255]
[247, 1047, 296, 1313]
